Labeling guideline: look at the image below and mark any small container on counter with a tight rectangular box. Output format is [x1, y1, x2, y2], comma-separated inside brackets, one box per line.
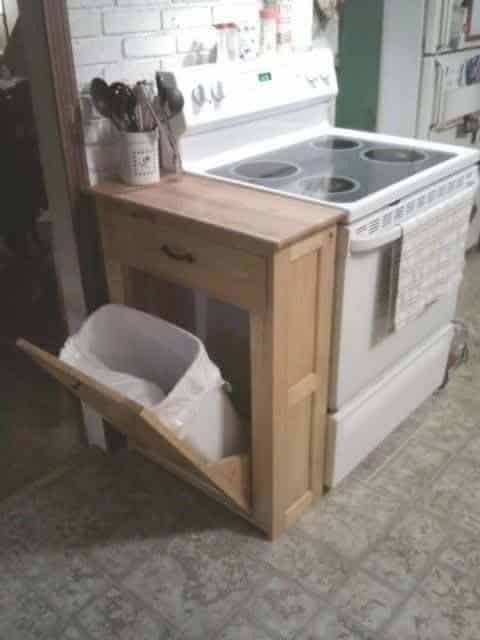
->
[120, 130, 160, 186]
[259, 7, 278, 56]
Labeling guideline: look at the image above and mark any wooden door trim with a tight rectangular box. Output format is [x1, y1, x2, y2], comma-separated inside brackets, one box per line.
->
[41, 0, 89, 200]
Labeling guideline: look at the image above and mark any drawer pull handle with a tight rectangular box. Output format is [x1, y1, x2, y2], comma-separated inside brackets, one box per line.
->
[162, 244, 195, 263]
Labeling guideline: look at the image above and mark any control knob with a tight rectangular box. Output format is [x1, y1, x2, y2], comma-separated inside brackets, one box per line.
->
[192, 84, 207, 107]
[211, 80, 226, 103]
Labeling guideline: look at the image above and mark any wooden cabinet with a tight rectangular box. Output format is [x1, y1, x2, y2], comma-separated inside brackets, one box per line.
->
[18, 175, 343, 539]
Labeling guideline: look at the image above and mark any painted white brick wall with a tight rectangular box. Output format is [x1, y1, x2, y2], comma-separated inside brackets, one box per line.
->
[69, 10, 103, 38]
[103, 8, 162, 34]
[68, 0, 339, 184]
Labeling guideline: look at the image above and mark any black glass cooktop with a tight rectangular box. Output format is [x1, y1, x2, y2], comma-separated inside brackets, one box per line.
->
[208, 135, 455, 203]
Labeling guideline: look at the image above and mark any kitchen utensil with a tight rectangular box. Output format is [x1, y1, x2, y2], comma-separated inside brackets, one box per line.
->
[164, 86, 185, 118]
[110, 82, 138, 132]
[155, 72, 183, 173]
[155, 72, 185, 118]
[90, 77, 124, 131]
[133, 83, 145, 131]
[137, 82, 162, 129]
[136, 82, 157, 131]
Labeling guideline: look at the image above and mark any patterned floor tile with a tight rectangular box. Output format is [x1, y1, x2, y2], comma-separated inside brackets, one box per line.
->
[369, 439, 450, 499]
[0, 575, 60, 640]
[375, 413, 424, 457]
[385, 564, 480, 640]
[88, 509, 181, 578]
[320, 483, 405, 528]
[79, 586, 174, 640]
[362, 510, 446, 591]
[56, 624, 92, 640]
[216, 614, 276, 640]
[423, 457, 480, 534]
[447, 360, 480, 414]
[0, 477, 84, 548]
[244, 530, 350, 596]
[296, 503, 382, 560]
[247, 575, 319, 640]
[33, 550, 109, 617]
[296, 607, 372, 640]
[333, 571, 402, 632]
[344, 447, 390, 483]
[414, 398, 477, 453]
[123, 542, 267, 639]
[439, 528, 480, 576]
[459, 433, 480, 462]
[421, 458, 473, 517]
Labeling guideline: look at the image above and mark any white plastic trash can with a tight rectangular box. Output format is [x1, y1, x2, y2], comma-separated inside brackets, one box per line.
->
[60, 304, 246, 462]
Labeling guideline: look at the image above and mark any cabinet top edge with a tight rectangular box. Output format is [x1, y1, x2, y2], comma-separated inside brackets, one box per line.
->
[90, 174, 345, 255]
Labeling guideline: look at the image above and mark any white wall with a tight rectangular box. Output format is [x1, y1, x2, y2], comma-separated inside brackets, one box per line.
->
[376, 0, 424, 138]
[67, 0, 339, 184]
[3, 0, 19, 36]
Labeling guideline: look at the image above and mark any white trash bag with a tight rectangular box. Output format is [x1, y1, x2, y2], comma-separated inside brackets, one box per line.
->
[60, 304, 246, 462]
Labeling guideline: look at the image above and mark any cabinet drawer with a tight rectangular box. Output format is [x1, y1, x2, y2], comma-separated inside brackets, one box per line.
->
[99, 204, 267, 312]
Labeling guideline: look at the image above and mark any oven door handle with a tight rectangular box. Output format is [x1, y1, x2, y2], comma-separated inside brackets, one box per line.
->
[350, 226, 402, 254]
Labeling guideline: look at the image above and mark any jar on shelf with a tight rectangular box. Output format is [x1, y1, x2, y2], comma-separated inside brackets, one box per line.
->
[214, 23, 240, 63]
[291, 0, 314, 51]
[259, 7, 278, 56]
[275, 0, 293, 52]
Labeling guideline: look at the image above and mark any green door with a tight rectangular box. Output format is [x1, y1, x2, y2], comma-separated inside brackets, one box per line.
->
[336, 0, 384, 131]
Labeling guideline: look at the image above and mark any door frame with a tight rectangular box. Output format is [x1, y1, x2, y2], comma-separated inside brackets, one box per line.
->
[18, 0, 109, 448]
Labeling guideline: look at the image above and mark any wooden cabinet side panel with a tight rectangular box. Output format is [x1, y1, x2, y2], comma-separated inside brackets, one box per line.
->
[285, 396, 314, 507]
[284, 228, 337, 515]
[250, 251, 290, 538]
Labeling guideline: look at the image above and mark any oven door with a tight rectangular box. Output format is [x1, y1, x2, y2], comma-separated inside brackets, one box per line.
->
[424, 0, 478, 54]
[329, 213, 460, 412]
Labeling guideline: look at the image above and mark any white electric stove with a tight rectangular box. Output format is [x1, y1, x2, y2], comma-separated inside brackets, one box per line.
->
[165, 48, 479, 487]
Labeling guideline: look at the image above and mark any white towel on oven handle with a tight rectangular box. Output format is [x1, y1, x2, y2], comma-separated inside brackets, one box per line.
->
[394, 193, 472, 331]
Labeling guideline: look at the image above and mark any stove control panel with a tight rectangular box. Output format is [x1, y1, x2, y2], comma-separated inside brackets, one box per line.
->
[164, 48, 338, 134]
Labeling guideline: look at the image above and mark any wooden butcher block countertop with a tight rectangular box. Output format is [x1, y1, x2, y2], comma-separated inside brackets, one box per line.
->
[92, 174, 345, 256]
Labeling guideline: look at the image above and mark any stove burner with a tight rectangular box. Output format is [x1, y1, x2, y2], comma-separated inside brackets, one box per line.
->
[298, 175, 359, 196]
[312, 136, 361, 151]
[233, 161, 299, 181]
[363, 148, 428, 164]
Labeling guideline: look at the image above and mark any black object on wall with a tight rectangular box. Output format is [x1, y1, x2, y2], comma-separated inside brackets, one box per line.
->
[0, 77, 48, 253]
